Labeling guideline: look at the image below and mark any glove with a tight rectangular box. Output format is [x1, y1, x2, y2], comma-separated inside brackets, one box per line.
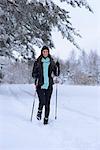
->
[56, 61, 60, 68]
[56, 61, 60, 76]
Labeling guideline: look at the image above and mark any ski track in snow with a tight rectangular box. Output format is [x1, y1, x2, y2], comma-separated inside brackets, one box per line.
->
[0, 84, 100, 150]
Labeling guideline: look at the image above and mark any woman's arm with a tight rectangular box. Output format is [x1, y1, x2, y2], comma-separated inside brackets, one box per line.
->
[32, 61, 38, 78]
[32, 61, 39, 86]
[53, 60, 60, 76]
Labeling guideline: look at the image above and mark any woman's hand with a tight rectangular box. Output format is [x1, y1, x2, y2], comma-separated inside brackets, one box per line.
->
[35, 79, 38, 87]
[56, 61, 60, 76]
[56, 61, 60, 68]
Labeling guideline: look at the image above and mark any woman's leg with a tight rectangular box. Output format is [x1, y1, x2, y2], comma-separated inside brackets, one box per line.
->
[44, 86, 53, 122]
[36, 87, 46, 120]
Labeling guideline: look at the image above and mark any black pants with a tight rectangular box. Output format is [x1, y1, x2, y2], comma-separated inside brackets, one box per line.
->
[36, 86, 53, 119]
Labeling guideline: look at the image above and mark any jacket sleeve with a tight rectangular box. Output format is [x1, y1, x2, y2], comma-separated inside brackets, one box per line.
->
[32, 61, 38, 79]
[52, 60, 60, 76]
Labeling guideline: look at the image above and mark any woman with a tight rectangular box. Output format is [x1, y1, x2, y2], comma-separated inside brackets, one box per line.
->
[32, 46, 60, 125]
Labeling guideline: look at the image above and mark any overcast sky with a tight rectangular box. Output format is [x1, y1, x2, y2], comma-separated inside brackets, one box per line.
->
[35, 0, 100, 60]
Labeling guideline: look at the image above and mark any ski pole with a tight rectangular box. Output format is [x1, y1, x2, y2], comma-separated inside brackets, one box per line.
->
[55, 79, 58, 120]
[55, 60, 60, 120]
[55, 62, 59, 120]
[30, 88, 36, 122]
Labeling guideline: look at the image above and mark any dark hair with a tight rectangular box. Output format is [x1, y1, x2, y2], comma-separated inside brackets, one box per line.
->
[37, 46, 52, 62]
[41, 46, 49, 52]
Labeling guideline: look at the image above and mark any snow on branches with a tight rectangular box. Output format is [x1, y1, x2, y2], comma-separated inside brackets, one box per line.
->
[0, 0, 92, 59]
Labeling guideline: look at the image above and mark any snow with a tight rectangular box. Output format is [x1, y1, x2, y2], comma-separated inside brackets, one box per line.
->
[0, 84, 100, 150]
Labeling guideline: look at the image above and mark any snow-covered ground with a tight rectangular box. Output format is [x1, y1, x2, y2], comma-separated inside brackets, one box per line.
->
[0, 84, 100, 150]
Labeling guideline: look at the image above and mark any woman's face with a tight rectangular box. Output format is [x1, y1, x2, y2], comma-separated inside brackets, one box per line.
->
[42, 49, 49, 58]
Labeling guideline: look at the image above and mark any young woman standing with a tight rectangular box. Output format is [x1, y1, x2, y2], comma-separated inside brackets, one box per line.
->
[32, 46, 60, 125]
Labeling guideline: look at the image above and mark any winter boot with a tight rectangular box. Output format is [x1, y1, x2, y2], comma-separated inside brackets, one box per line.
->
[36, 110, 42, 120]
[43, 118, 48, 125]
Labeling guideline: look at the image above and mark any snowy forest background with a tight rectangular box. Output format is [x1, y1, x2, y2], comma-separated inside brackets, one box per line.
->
[0, 0, 100, 85]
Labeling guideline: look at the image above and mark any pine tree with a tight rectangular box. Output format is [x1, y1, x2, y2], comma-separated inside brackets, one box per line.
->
[0, 0, 92, 59]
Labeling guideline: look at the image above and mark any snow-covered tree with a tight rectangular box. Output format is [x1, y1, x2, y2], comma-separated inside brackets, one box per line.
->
[87, 50, 100, 84]
[2, 59, 34, 84]
[0, 0, 92, 59]
[61, 49, 100, 85]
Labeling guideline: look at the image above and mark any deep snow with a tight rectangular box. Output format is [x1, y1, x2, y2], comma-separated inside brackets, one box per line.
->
[0, 84, 100, 150]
